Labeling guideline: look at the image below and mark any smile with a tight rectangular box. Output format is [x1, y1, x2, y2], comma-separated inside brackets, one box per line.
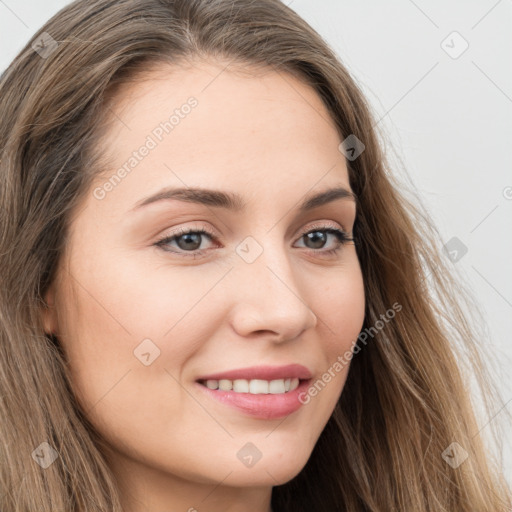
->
[198, 377, 300, 394]
[194, 364, 313, 418]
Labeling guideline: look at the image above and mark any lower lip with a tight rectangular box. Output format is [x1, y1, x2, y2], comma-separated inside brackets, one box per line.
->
[195, 379, 311, 419]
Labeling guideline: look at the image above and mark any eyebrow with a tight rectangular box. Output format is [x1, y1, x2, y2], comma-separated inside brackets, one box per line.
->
[130, 185, 357, 213]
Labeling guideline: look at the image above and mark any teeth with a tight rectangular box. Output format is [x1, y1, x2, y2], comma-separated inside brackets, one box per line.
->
[203, 377, 301, 394]
[206, 379, 219, 389]
[218, 379, 232, 391]
[233, 379, 249, 393]
[289, 378, 299, 391]
[269, 379, 285, 394]
[249, 379, 268, 394]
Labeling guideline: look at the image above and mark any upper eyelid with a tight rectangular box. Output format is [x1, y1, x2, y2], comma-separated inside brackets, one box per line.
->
[160, 220, 350, 241]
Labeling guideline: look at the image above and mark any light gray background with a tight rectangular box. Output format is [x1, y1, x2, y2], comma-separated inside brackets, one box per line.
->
[1, 0, 511, 486]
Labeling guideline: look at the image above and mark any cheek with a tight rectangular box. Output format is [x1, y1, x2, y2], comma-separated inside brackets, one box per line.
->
[88, 245, 227, 341]
[53, 257, 200, 423]
[55, 250, 234, 437]
[57, 284, 193, 452]
[317, 260, 366, 352]
[304, 259, 365, 408]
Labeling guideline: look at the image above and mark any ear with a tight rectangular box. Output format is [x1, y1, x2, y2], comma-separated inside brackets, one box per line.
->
[41, 284, 59, 336]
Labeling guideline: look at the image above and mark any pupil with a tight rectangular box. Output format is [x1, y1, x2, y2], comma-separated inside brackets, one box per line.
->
[306, 231, 326, 249]
[178, 233, 201, 250]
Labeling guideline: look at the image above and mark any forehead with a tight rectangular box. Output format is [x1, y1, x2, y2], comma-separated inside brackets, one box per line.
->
[90, 58, 351, 217]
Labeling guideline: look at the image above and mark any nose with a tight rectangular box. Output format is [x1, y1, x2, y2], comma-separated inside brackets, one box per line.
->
[227, 240, 318, 343]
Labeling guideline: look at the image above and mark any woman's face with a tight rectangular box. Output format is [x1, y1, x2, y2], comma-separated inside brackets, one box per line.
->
[42, 59, 365, 509]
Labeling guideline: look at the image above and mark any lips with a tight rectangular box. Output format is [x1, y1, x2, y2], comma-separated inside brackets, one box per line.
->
[194, 364, 313, 419]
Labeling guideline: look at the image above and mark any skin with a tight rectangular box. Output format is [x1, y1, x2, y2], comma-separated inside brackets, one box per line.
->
[42, 58, 365, 512]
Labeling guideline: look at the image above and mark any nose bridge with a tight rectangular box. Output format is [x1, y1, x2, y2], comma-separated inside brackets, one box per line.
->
[229, 232, 317, 339]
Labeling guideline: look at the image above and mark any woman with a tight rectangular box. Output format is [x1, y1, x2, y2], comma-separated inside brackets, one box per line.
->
[0, 0, 510, 510]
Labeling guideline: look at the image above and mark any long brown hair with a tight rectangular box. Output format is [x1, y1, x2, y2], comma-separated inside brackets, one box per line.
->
[1, 0, 510, 510]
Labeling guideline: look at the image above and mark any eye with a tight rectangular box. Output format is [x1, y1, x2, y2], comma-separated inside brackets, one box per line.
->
[295, 226, 354, 256]
[154, 226, 215, 258]
[154, 223, 355, 259]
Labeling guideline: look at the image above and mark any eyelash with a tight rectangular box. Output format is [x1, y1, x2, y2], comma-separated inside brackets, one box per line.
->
[154, 223, 355, 259]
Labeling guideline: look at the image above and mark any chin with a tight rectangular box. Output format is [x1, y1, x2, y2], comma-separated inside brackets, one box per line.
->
[226, 464, 306, 488]
[225, 445, 312, 487]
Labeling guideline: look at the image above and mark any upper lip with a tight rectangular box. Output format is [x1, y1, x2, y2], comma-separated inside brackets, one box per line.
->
[196, 364, 312, 382]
